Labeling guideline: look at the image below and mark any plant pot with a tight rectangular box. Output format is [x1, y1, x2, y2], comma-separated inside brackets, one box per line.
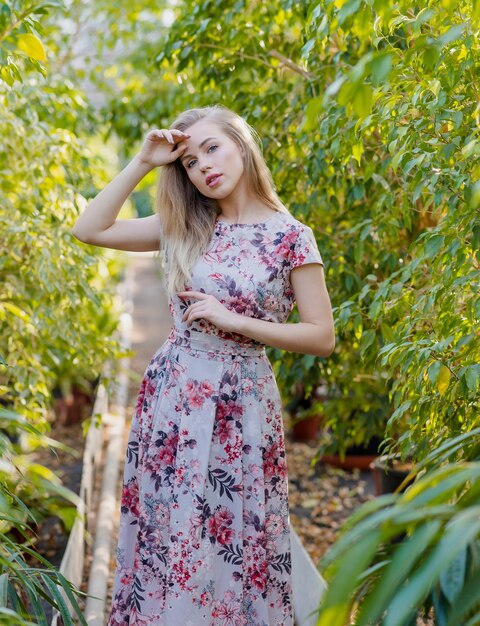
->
[65, 385, 94, 425]
[320, 453, 378, 471]
[370, 455, 413, 495]
[320, 437, 384, 471]
[291, 414, 321, 442]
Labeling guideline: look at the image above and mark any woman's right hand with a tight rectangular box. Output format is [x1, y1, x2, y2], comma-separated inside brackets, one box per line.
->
[137, 128, 190, 168]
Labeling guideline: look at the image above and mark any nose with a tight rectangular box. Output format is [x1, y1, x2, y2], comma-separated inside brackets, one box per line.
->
[199, 158, 212, 173]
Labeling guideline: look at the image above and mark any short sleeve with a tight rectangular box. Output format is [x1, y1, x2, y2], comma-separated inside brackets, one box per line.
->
[290, 225, 324, 269]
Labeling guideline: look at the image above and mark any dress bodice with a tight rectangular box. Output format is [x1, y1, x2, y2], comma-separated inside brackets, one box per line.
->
[165, 211, 324, 347]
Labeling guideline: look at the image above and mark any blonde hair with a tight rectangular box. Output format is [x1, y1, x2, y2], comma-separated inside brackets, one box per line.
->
[156, 104, 290, 294]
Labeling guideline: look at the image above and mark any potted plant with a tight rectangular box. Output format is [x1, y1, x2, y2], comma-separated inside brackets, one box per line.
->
[313, 382, 392, 471]
[370, 453, 415, 495]
[285, 380, 328, 442]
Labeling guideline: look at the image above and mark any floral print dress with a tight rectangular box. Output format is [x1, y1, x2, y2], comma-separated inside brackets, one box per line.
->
[107, 210, 324, 626]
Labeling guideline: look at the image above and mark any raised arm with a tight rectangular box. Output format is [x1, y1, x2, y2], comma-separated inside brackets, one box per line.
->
[71, 128, 190, 252]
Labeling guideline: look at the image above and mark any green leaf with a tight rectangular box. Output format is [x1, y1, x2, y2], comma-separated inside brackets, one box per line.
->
[318, 528, 382, 626]
[437, 24, 465, 46]
[16, 34, 47, 62]
[437, 365, 451, 396]
[424, 234, 444, 257]
[360, 330, 376, 357]
[353, 84, 373, 119]
[0, 573, 8, 607]
[370, 52, 392, 84]
[40, 574, 75, 626]
[356, 520, 442, 626]
[428, 361, 442, 385]
[439, 547, 467, 604]
[384, 508, 480, 626]
[465, 365, 480, 392]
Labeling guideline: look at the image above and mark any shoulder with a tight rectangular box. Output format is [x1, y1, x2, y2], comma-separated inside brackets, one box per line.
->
[269, 211, 324, 269]
[269, 210, 318, 237]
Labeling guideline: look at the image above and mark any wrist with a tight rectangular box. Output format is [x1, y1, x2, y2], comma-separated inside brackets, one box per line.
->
[132, 154, 155, 173]
[231, 312, 248, 335]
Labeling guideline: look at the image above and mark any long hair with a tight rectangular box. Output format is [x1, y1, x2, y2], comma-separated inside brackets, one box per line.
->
[156, 104, 290, 294]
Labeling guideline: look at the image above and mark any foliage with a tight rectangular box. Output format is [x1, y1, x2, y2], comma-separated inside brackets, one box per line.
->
[0, 0, 123, 420]
[0, 1, 123, 621]
[316, 429, 480, 626]
[77, 0, 478, 457]
[0, 404, 87, 625]
[106, 0, 479, 460]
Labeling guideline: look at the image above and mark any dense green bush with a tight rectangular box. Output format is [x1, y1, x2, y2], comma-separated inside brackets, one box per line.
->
[90, 0, 479, 460]
[0, 1, 123, 621]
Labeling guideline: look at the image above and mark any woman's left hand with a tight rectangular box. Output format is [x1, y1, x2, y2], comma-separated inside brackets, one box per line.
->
[177, 291, 240, 333]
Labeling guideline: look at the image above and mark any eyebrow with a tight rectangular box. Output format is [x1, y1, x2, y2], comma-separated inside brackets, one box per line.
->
[180, 137, 217, 163]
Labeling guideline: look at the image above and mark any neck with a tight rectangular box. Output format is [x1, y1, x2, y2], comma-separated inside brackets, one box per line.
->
[218, 187, 272, 223]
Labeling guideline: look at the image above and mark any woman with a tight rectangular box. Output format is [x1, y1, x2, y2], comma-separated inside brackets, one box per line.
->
[73, 105, 335, 626]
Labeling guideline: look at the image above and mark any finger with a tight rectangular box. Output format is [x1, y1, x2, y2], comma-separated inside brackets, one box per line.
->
[182, 302, 205, 321]
[172, 142, 187, 155]
[177, 291, 208, 300]
[189, 309, 207, 325]
[147, 129, 164, 142]
[170, 129, 191, 138]
[163, 130, 175, 144]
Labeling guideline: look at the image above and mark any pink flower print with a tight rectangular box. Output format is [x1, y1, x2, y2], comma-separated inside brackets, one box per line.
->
[189, 393, 205, 409]
[228, 294, 255, 316]
[248, 463, 262, 477]
[217, 417, 235, 444]
[215, 400, 230, 421]
[155, 502, 170, 526]
[217, 525, 234, 545]
[275, 230, 296, 259]
[229, 399, 244, 420]
[165, 430, 179, 450]
[266, 514, 284, 536]
[264, 294, 278, 310]
[216, 507, 234, 527]
[242, 378, 254, 393]
[121, 479, 139, 516]
[185, 380, 196, 394]
[158, 446, 174, 468]
[134, 381, 146, 413]
[119, 568, 133, 586]
[276, 241, 291, 259]
[250, 559, 268, 591]
[264, 458, 276, 481]
[205, 241, 232, 265]
[211, 593, 246, 626]
[277, 455, 287, 478]
[200, 590, 212, 607]
[175, 465, 186, 486]
[208, 507, 235, 545]
[200, 380, 214, 397]
[224, 437, 242, 463]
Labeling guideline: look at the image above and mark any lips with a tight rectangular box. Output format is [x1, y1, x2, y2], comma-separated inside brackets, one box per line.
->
[206, 173, 222, 187]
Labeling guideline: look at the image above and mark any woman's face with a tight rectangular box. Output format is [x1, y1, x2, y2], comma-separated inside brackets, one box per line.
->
[178, 119, 246, 200]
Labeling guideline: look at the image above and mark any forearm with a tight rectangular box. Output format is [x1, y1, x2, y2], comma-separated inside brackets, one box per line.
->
[234, 315, 335, 358]
[72, 155, 153, 241]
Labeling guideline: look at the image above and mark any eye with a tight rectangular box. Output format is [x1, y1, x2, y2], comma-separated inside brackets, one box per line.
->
[207, 144, 218, 152]
[186, 159, 197, 169]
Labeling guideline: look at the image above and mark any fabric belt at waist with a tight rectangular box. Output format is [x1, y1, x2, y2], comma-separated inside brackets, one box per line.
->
[168, 327, 266, 357]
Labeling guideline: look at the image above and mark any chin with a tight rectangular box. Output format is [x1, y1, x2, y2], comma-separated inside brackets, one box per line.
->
[203, 187, 232, 200]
